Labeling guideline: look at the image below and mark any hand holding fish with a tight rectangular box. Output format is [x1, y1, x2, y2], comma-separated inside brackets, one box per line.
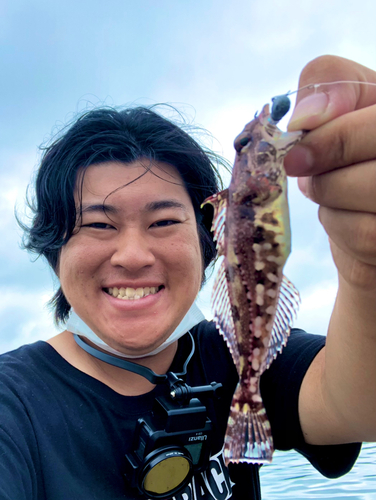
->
[284, 55, 376, 445]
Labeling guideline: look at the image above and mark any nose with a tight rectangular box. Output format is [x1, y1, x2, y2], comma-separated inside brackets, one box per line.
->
[110, 230, 156, 271]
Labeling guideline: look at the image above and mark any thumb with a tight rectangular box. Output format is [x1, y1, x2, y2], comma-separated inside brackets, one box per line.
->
[287, 55, 376, 131]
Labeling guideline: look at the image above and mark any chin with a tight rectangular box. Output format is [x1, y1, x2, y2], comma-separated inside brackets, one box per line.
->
[105, 334, 170, 357]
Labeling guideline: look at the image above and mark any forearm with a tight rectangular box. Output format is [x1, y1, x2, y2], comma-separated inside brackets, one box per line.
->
[324, 274, 376, 442]
[299, 272, 376, 446]
[287, 56, 376, 446]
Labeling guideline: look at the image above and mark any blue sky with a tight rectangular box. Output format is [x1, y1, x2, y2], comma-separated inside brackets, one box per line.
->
[2, 0, 376, 353]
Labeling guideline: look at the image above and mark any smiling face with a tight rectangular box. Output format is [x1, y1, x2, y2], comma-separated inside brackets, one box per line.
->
[58, 160, 203, 357]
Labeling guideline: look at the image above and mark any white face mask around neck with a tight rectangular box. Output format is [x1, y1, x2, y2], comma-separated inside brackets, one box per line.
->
[65, 301, 205, 359]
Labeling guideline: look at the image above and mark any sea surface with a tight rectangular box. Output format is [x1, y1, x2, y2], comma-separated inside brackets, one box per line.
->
[259, 443, 375, 499]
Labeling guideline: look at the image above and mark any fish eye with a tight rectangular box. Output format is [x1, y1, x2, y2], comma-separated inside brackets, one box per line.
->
[234, 135, 252, 152]
[240, 136, 252, 147]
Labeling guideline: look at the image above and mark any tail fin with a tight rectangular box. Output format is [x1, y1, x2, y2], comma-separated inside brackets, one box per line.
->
[224, 390, 273, 464]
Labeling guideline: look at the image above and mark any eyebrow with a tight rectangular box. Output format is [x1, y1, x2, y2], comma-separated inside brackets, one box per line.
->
[80, 204, 118, 215]
[80, 199, 188, 215]
[143, 200, 187, 212]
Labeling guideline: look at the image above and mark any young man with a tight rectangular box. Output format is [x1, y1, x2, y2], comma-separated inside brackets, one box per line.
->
[1, 55, 375, 499]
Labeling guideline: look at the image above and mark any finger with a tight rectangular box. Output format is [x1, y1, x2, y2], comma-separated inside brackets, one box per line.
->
[286, 104, 376, 176]
[288, 55, 376, 131]
[319, 206, 376, 268]
[329, 238, 376, 292]
[298, 160, 376, 212]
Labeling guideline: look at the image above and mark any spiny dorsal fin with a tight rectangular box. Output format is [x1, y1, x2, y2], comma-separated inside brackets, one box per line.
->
[262, 276, 300, 371]
[201, 189, 228, 256]
[212, 257, 240, 372]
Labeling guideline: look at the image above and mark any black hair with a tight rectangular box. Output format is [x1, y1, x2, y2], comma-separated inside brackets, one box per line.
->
[21, 105, 229, 323]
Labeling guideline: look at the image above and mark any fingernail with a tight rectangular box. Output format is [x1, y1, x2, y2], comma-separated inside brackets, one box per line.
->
[297, 176, 310, 197]
[288, 92, 329, 130]
[284, 145, 314, 175]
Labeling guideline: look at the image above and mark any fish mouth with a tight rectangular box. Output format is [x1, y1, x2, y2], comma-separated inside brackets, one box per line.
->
[104, 285, 164, 300]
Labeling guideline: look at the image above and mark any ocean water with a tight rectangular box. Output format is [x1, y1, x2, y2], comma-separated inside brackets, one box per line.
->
[259, 443, 376, 499]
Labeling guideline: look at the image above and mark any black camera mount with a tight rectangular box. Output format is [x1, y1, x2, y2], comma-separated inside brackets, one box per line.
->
[74, 332, 223, 499]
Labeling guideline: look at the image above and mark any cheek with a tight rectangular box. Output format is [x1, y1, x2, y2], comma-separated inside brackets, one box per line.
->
[58, 244, 90, 293]
[193, 240, 204, 284]
[173, 232, 203, 288]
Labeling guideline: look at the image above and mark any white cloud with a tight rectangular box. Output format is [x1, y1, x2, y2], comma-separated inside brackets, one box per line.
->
[0, 148, 38, 231]
[294, 279, 338, 335]
[0, 287, 59, 354]
[1, 0, 375, 358]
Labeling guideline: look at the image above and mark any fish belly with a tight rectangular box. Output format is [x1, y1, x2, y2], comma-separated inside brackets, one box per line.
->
[202, 183, 300, 465]
[223, 196, 293, 464]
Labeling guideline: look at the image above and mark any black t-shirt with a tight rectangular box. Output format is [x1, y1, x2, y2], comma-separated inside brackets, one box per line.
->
[0, 322, 361, 499]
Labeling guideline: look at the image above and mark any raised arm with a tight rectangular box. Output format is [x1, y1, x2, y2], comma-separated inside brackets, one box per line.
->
[285, 55, 376, 445]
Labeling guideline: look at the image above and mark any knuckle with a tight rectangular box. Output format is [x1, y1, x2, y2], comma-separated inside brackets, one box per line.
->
[354, 214, 376, 261]
[299, 55, 349, 86]
[310, 173, 330, 203]
[333, 129, 350, 166]
[348, 259, 376, 291]
[331, 239, 376, 291]
[320, 118, 353, 168]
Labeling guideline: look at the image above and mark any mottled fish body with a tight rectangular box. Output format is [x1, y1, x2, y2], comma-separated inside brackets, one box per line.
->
[202, 102, 304, 464]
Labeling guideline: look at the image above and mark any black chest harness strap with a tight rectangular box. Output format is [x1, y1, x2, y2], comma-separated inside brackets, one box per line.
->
[73, 334, 262, 500]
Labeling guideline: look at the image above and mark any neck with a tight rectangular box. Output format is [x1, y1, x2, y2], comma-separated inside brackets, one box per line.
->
[47, 330, 178, 396]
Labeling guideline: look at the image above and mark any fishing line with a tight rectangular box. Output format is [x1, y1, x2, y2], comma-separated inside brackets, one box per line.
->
[270, 80, 376, 125]
[284, 80, 376, 97]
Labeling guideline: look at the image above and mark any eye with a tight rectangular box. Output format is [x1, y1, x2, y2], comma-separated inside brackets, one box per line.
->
[82, 222, 115, 230]
[150, 219, 180, 228]
[234, 134, 253, 152]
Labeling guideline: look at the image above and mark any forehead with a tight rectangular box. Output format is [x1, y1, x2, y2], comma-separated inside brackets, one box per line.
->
[76, 160, 192, 207]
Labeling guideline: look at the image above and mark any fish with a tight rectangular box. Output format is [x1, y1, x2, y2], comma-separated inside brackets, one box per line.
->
[202, 98, 304, 464]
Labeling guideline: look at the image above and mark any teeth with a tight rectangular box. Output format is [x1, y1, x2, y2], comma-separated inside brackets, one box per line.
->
[107, 286, 160, 300]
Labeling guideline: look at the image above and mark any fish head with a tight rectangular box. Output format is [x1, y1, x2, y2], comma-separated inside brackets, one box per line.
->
[231, 104, 304, 206]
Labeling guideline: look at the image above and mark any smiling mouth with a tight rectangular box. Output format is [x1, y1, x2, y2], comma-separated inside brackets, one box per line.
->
[104, 285, 163, 300]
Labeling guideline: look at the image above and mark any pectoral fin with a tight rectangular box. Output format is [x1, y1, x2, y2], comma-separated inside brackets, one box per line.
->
[212, 258, 240, 372]
[262, 275, 300, 371]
